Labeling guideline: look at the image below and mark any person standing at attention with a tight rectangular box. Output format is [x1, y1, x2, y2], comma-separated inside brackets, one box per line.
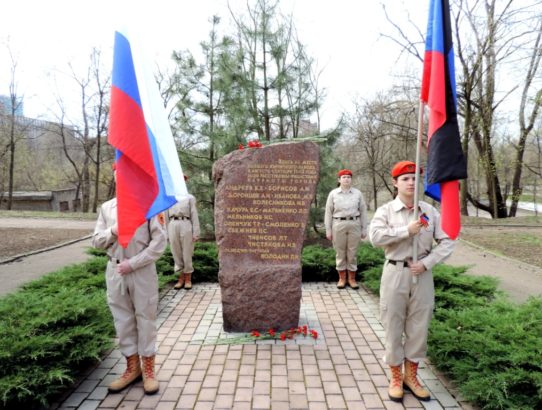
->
[166, 175, 200, 290]
[369, 161, 455, 403]
[92, 164, 167, 395]
[324, 169, 368, 289]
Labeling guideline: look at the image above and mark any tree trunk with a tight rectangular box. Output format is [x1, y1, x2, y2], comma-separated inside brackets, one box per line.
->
[372, 168, 377, 211]
[460, 115, 470, 216]
[508, 138, 527, 217]
[93, 134, 101, 213]
[82, 157, 90, 213]
[7, 116, 15, 210]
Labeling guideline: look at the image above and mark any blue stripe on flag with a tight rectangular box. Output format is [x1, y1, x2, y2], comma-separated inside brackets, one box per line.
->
[424, 173, 441, 201]
[145, 126, 177, 218]
[425, 0, 445, 54]
[112, 32, 142, 107]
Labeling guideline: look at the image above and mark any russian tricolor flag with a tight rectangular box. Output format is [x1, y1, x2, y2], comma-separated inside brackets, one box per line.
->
[421, 0, 467, 239]
[109, 29, 187, 247]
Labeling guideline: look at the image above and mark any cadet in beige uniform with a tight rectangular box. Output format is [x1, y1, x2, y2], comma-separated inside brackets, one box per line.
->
[325, 169, 368, 289]
[93, 194, 167, 395]
[369, 161, 455, 403]
[165, 181, 200, 290]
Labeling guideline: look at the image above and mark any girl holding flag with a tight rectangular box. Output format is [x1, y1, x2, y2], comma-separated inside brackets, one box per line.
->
[368, 161, 455, 403]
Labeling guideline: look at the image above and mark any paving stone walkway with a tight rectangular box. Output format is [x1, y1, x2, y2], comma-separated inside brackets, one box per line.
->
[57, 283, 464, 410]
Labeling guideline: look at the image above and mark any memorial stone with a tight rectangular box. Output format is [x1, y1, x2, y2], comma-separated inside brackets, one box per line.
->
[213, 141, 320, 332]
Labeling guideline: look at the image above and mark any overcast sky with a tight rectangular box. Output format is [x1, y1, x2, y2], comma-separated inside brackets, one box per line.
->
[0, 0, 428, 129]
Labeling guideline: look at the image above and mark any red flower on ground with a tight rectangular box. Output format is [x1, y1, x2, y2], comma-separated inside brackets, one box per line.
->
[310, 330, 318, 339]
[251, 330, 260, 337]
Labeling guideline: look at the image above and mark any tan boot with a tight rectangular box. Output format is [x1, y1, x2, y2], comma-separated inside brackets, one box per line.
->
[141, 355, 159, 395]
[403, 359, 431, 401]
[184, 272, 192, 290]
[173, 273, 184, 290]
[108, 354, 142, 393]
[347, 270, 359, 289]
[388, 365, 404, 402]
[337, 270, 347, 289]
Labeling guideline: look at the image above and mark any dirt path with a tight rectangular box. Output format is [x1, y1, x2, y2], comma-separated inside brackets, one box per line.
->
[0, 217, 96, 297]
[446, 240, 542, 303]
[0, 238, 93, 297]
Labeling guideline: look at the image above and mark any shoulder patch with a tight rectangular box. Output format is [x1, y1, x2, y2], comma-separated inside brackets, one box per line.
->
[158, 212, 165, 225]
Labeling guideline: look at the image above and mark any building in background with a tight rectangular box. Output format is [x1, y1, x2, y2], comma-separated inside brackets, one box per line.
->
[0, 188, 79, 211]
[0, 95, 24, 116]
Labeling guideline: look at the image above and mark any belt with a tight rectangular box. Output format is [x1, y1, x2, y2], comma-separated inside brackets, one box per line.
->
[170, 216, 190, 220]
[333, 216, 359, 221]
[108, 256, 120, 264]
[387, 259, 408, 267]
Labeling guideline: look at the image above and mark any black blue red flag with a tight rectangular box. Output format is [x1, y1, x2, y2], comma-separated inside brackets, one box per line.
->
[420, 0, 467, 239]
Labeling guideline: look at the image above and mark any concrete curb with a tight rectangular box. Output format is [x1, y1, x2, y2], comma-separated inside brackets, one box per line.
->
[0, 234, 93, 265]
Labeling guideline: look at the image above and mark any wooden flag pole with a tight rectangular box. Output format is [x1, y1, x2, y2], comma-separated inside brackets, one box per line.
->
[412, 100, 425, 285]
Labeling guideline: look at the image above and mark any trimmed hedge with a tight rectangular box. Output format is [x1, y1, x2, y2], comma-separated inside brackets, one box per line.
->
[0, 258, 114, 409]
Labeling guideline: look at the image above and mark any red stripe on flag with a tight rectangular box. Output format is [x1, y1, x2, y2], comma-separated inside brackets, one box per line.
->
[440, 180, 460, 239]
[116, 155, 158, 247]
[421, 50, 447, 142]
[109, 86, 157, 178]
[109, 86, 158, 247]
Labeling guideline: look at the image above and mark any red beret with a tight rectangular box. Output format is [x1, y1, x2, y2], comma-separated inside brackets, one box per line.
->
[338, 169, 353, 177]
[391, 161, 423, 178]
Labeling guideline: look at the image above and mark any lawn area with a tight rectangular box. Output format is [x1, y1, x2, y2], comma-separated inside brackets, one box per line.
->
[461, 215, 542, 268]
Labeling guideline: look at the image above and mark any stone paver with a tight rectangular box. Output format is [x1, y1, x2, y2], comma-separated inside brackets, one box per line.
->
[56, 283, 465, 409]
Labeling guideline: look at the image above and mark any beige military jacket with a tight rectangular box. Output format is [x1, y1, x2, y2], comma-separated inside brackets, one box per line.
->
[369, 197, 455, 270]
[165, 195, 200, 238]
[324, 187, 368, 237]
[92, 198, 167, 270]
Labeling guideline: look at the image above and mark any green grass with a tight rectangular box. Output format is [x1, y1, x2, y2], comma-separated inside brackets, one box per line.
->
[518, 193, 542, 203]
[516, 233, 542, 246]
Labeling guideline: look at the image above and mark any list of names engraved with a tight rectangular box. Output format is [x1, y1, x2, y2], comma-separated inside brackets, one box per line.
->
[222, 158, 318, 262]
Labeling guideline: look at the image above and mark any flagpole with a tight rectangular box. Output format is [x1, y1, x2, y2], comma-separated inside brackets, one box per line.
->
[412, 99, 425, 285]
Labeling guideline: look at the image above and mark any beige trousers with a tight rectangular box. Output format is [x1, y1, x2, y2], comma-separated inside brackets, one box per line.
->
[168, 220, 195, 274]
[379, 261, 434, 366]
[332, 220, 362, 271]
[106, 260, 159, 357]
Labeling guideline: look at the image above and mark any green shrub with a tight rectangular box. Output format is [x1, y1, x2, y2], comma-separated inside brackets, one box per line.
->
[0, 250, 185, 409]
[0, 263, 114, 409]
[429, 298, 542, 409]
[432, 264, 500, 313]
[361, 263, 499, 310]
[192, 242, 219, 281]
[360, 266, 383, 294]
[301, 242, 384, 282]
[301, 245, 336, 281]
